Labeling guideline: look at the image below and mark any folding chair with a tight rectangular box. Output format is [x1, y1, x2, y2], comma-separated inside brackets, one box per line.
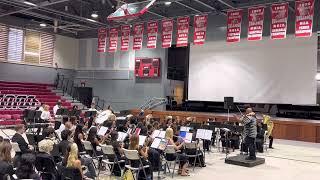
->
[263, 131, 269, 152]
[99, 145, 125, 176]
[82, 141, 101, 169]
[185, 142, 202, 171]
[163, 145, 180, 178]
[123, 149, 149, 180]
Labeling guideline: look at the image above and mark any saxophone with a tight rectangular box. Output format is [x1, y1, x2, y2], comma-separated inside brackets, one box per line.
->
[263, 115, 274, 137]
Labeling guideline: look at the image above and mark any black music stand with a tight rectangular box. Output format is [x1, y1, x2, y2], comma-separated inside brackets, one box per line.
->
[116, 119, 127, 127]
[70, 109, 81, 117]
[84, 111, 97, 118]
[56, 108, 69, 116]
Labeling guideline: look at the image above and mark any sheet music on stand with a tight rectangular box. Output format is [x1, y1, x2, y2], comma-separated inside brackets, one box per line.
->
[151, 137, 167, 150]
[139, 135, 147, 146]
[180, 126, 192, 132]
[97, 126, 108, 136]
[179, 131, 193, 143]
[95, 111, 110, 124]
[117, 132, 128, 142]
[196, 129, 213, 140]
[151, 130, 166, 139]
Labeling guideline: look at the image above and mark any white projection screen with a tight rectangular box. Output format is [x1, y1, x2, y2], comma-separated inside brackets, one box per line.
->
[188, 34, 318, 104]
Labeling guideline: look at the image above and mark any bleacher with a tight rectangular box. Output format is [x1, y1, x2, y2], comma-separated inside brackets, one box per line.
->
[0, 81, 73, 126]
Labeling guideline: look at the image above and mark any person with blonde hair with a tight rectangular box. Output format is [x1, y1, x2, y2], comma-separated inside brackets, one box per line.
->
[64, 143, 83, 178]
[0, 141, 14, 179]
[165, 128, 189, 176]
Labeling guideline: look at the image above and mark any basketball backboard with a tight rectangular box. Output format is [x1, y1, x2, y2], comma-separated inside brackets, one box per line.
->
[107, 0, 156, 22]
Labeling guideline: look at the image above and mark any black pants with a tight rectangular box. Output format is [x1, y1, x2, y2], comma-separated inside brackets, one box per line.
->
[245, 137, 256, 159]
[269, 136, 274, 148]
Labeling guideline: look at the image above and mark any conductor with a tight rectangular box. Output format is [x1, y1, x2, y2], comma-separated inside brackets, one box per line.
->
[240, 108, 257, 160]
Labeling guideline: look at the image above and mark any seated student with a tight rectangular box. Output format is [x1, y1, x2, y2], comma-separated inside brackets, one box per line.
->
[53, 100, 62, 116]
[11, 124, 33, 154]
[74, 124, 85, 153]
[0, 141, 14, 179]
[88, 103, 98, 112]
[41, 105, 52, 121]
[58, 129, 72, 157]
[165, 128, 189, 176]
[86, 127, 107, 156]
[105, 131, 125, 176]
[58, 116, 70, 132]
[16, 153, 40, 180]
[37, 137, 58, 177]
[64, 143, 84, 179]
[70, 116, 78, 132]
[128, 134, 153, 179]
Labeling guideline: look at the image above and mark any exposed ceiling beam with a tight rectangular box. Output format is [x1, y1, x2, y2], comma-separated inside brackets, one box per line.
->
[174, 1, 202, 14]
[147, 10, 166, 18]
[217, 0, 235, 9]
[194, 0, 226, 16]
[0, 0, 69, 18]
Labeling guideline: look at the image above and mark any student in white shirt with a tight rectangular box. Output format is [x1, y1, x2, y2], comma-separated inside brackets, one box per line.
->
[88, 103, 98, 112]
[41, 105, 51, 121]
[53, 100, 62, 116]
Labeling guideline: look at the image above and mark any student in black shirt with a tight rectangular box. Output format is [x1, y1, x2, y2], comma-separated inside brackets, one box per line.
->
[58, 129, 72, 156]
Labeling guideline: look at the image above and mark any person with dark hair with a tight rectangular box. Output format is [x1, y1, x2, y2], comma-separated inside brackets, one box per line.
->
[73, 124, 85, 153]
[11, 124, 32, 154]
[16, 153, 40, 180]
[58, 116, 69, 132]
[58, 129, 72, 156]
[0, 141, 14, 179]
[53, 100, 62, 116]
[86, 127, 106, 156]
[105, 131, 125, 176]
[240, 108, 258, 160]
[0, 136, 3, 143]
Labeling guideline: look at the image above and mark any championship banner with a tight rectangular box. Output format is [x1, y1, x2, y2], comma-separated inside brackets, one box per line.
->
[147, 21, 158, 49]
[108, 27, 118, 52]
[270, 3, 289, 40]
[226, 9, 243, 43]
[121, 25, 130, 51]
[193, 14, 208, 45]
[161, 19, 173, 48]
[295, 0, 315, 37]
[176, 16, 190, 47]
[97, 28, 107, 52]
[133, 23, 144, 50]
[247, 6, 265, 41]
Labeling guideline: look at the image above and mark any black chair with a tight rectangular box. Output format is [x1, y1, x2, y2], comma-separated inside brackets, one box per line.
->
[35, 154, 58, 180]
[61, 167, 82, 180]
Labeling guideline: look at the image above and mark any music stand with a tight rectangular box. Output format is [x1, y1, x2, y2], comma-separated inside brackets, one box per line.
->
[84, 111, 97, 118]
[70, 109, 81, 117]
[34, 111, 43, 123]
[56, 108, 69, 116]
[116, 119, 127, 127]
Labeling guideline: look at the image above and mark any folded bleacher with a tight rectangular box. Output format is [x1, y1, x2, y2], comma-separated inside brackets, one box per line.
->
[0, 81, 72, 126]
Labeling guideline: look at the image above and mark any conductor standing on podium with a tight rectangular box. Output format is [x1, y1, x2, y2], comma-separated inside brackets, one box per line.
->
[240, 108, 257, 160]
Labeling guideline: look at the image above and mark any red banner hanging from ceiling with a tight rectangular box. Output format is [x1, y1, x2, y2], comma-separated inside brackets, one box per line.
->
[270, 3, 289, 40]
[193, 14, 208, 45]
[133, 23, 144, 50]
[121, 25, 130, 51]
[147, 21, 158, 49]
[295, 0, 315, 37]
[247, 6, 265, 41]
[97, 28, 107, 52]
[108, 27, 118, 52]
[226, 9, 243, 43]
[161, 19, 173, 48]
[176, 16, 190, 47]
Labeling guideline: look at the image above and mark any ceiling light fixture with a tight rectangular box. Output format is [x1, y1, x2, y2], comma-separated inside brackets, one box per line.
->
[23, 1, 37, 6]
[40, 23, 47, 27]
[164, 1, 172, 6]
[86, 18, 97, 22]
[91, 12, 99, 18]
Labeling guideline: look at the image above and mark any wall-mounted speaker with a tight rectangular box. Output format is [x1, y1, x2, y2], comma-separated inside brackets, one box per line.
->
[224, 97, 234, 110]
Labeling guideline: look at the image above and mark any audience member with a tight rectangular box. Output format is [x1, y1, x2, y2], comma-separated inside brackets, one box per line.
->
[0, 141, 14, 179]
[16, 153, 40, 180]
